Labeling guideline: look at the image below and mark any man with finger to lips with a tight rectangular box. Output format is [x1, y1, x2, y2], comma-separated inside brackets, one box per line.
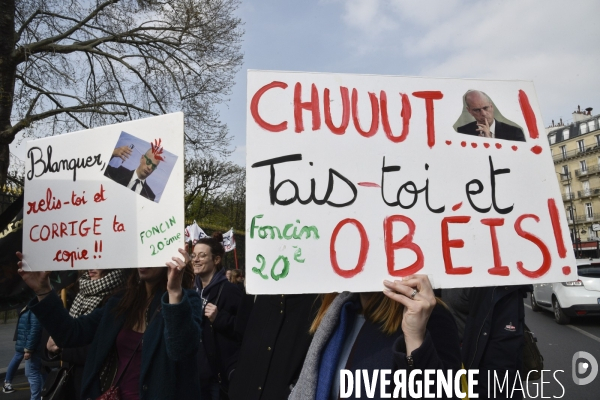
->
[457, 90, 526, 142]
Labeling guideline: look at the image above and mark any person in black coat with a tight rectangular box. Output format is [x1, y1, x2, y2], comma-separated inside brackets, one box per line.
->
[453, 286, 529, 400]
[43, 269, 127, 399]
[192, 233, 242, 399]
[16, 248, 201, 400]
[456, 90, 525, 142]
[228, 294, 320, 400]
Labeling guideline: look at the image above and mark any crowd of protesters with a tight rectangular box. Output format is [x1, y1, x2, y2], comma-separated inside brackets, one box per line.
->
[6, 231, 528, 400]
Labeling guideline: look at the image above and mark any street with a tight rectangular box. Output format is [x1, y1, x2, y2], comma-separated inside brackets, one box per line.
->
[523, 294, 600, 399]
[0, 321, 28, 400]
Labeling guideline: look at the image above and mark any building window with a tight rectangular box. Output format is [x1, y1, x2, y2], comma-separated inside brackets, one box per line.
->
[563, 128, 570, 140]
[581, 160, 588, 172]
[578, 139, 585, 152]
[581, 123, 589, 134]
[566, 184, 571, 195]
[590, 120, 597, 132]
[549, 134, 556, 145]
[596, 135, 600, 146]
[560, 145, 567, 159]
[583, 180, 590, 196]
[585, 203, 593, 220]
[567, 206, 574, 221]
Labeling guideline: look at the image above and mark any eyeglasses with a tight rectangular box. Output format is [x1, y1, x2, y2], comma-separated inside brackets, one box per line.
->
[191, 252, 209, 260]
[143, 154, 158, 171]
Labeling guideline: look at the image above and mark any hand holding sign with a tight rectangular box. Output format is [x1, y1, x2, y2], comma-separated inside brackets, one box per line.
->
[16, 252, 52, 299]
[165, 245, 190, 304]
[383, 275, 436, 355]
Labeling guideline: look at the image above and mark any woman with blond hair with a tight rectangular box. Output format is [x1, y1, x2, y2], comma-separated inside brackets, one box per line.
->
[290, 275, 461, 400]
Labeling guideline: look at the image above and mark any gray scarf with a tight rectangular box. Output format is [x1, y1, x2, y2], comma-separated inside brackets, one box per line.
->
[289, 292, 355, 400]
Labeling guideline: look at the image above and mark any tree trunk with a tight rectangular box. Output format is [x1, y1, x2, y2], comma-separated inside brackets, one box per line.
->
[0, 0, 17, 186]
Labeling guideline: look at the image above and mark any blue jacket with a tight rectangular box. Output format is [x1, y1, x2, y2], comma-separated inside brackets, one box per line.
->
[14, 308, 42, 353]
[29, 289, 202, 400]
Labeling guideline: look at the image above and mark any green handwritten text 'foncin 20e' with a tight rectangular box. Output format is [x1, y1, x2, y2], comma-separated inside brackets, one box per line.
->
[250, 214, 320, 240]
[140, 216, 181, 256]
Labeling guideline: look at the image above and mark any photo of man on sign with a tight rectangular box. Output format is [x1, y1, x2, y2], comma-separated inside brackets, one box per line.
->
[104, 132, 178, 203]
[454, 90, 526, 142]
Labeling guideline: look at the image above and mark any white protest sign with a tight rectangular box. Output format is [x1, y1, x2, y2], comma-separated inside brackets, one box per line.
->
[246, 70, 576, 294]
[23, 113, 184, 271]
[185, 221, 208, 244]
[222, 228, 236, 252]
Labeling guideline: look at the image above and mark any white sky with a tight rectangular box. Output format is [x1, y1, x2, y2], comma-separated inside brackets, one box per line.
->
[221, 0, 600, 166]
[11, 0, 600, 166]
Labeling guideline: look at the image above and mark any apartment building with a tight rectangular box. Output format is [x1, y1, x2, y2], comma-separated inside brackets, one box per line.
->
[549, 106, 600, 257]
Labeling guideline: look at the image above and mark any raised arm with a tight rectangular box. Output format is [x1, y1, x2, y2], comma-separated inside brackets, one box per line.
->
[162, 246, 202, 361]
[17, 252, 103, 348]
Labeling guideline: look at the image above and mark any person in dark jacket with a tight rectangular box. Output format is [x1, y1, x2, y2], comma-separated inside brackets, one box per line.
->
[228, 294, 320, 400]
[192, 232, 242, 399]
[447, 286, 529, 400]
[44, 269, 127, 399]
[3, 306, 43, 398]
[16, 248, 201, 400]
[290, 275, 461, 400]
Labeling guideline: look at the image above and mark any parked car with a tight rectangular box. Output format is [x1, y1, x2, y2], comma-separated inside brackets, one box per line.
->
[531, 258, 600, 324]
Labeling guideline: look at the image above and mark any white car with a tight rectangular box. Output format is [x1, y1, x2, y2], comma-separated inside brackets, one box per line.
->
[531, 258, 600, 324]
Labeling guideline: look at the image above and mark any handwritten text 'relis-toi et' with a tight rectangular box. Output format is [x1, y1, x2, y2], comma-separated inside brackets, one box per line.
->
[27, 185, 107, 215]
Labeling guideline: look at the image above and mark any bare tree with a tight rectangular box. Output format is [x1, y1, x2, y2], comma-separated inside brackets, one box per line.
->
[184, 156, 241, 215]
[0, 0, 243, 185]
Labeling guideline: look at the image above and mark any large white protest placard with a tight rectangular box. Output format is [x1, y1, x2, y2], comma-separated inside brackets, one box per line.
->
[246, 70, 576, 294]
[23, 113, 184, 271]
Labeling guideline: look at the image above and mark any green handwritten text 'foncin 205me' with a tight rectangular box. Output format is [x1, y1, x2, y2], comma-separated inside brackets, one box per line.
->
[250, 214, 319, 240]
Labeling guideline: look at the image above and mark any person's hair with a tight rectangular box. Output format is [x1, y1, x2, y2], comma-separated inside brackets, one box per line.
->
[309, 292, 447, 336]
[465, 90, 492, 108]
[195, 232, 225, 271]
[113, 265, 194, 330]
[230, 269, 242, 282]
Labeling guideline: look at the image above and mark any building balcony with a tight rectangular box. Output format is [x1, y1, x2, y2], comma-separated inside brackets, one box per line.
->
[575, 213, 600, 223]
[577, 187, 600, 199]
[575, 164, 600, 178]
[562, 192, 575, 201]
[553, 143, 600, 163]
[559, 172, 572, 182]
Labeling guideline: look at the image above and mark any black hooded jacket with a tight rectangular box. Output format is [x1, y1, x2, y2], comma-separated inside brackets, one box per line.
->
[195, 268, 243, 385]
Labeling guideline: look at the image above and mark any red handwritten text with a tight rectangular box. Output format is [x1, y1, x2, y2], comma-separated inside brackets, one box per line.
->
[53, 248, 89, 268]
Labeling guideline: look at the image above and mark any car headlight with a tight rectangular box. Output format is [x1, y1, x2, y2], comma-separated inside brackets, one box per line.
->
[562, 279, 583, 286]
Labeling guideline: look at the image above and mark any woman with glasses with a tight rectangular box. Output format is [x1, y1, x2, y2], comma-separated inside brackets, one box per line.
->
[192, 232, 243, 399]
